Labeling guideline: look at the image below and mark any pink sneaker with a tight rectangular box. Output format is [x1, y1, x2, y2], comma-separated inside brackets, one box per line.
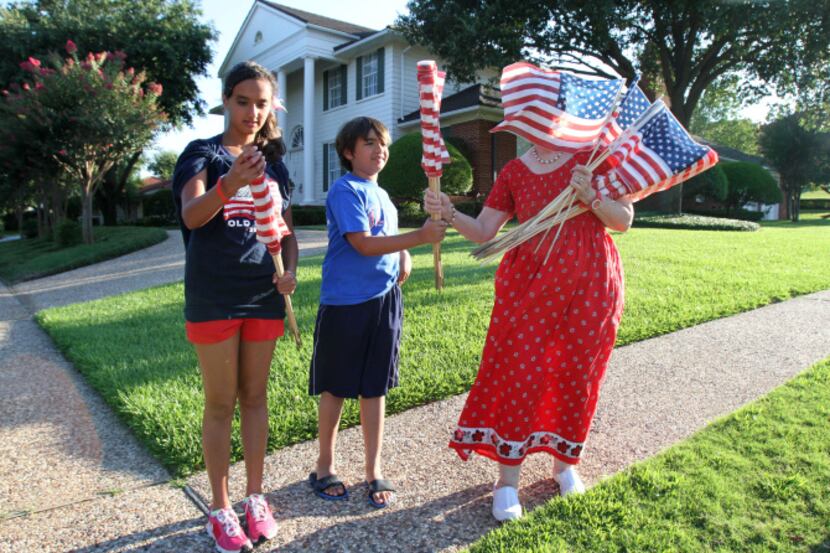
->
[244, 493, 278, 543]
[205, 507, 253, 553]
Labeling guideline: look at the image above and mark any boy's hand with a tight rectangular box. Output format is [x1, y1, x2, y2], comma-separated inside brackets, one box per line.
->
[273, 270, 297, 294]
[423, 189, 452, 220]
[398, 250, 412, 285]
[225, 144, 266, 193]
[418, 218, 448, 244]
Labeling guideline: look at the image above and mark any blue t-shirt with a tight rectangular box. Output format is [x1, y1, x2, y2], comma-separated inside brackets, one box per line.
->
[171, 134, 291, 322]
[320, 173, 399, 305]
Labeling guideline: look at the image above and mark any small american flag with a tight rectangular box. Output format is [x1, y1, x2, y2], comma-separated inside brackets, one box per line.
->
[492, 62, 624, 151]
[249, 176, 291, 255]
[599, 81, 651, 148]
[418, 60, 451, 177]
[596, 102, 719, 201]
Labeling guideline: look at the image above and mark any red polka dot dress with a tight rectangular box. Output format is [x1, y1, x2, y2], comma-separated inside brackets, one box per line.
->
[449, 154, 624, 466]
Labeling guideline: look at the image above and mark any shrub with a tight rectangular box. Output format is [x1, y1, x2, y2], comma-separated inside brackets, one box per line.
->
[397, 201, 427, 226]
[633, 213, 760, 231]
[55, 219, 82, 247]
[685, 208, 766, 222]
[290, 205, 327, 226]
[378, 133, 472, 201]
[683, 164, 728, 203]
[137, 215, 172, 228]
[0, 219, 4, 238]
[455, 199, 484, 218]
[142, 189, 175, 219]
[22, 219, 39, 239]
[720, 161, 781, 214]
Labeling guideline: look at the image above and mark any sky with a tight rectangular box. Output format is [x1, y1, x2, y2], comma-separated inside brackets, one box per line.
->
[150, 0, 410, 161]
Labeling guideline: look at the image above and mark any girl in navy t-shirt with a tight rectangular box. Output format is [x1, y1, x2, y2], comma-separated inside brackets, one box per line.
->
[172, 61, 295, 552]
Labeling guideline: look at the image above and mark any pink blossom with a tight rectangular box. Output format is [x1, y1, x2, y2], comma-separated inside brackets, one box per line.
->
[22, 83, 30, 91]
[66, 58, 75, 68]
[81, 62, 92, 71]
[65, 40, 77, 54]
[19, 61, 36, 72]
[147, 82, 163, 96]
[95, 52, 107, 63]
[104, 82, 113, 90]
[86, 52, 95, 62]
[126, 67, 135, 77]
[114, 50, 127, 61]
[35, 82, 44, 90]
[1, 90, 8, 96]
[58, 149, 68, 156]
[28, 57, 41, 68]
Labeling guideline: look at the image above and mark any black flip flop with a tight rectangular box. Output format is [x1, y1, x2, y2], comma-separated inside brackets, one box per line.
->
[309, 472, 349, 501]
[367, 479, 396, 509]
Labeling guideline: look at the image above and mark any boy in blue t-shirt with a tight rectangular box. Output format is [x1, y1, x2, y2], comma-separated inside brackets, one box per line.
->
[309, 117, 447, 508]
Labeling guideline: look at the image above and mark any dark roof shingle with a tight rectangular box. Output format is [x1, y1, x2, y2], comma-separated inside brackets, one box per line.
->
[399, 84, 501, 123]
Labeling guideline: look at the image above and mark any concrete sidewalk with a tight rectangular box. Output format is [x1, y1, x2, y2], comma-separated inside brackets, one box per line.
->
[1, 230, 828, 551]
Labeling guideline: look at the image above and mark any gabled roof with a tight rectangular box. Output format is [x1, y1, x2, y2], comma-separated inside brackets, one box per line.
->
[399, 84, 502, 124]
[258, 1, 377, 36]
[694, 137, 768, 165]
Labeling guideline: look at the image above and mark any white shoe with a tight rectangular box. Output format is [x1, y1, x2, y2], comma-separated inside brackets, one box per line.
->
[554, 466, 586, 497]
[492, 484, 523, 521]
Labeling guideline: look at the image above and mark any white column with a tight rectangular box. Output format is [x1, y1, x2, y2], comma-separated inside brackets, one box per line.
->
[303, 56, 316, 204]
[276, 68, 287, 129]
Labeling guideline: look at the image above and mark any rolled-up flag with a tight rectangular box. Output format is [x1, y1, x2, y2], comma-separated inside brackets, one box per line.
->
[250, 175, 302, 349]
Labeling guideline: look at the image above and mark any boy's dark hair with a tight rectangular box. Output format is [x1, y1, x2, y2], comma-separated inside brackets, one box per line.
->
[335, 117, 391, 172]
[223, 61, 286, 163]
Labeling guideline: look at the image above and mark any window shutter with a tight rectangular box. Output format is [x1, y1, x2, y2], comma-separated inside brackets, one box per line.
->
[377, 47, 385, 94]
[323, 70, 329, 111]
[356, 56, 363, 101]
[323, 143, 329, 192]
[340, 65, 348, 106]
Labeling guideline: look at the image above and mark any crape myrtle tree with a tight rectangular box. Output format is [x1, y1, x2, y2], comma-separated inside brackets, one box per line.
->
[0, 43, 166, 243]
[397, 0, 830, 213]
[0, 0, 216, 224]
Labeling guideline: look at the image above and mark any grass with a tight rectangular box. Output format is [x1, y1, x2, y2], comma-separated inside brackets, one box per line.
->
[0, 226, 168, 284]
[467, 356, 830, 552]
[36, 215, 830, 476]
[802, 188, 830, 200]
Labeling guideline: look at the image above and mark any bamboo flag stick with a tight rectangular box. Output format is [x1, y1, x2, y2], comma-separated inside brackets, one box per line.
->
[271, 253, 302, 349]
[428, 175, 444, 289]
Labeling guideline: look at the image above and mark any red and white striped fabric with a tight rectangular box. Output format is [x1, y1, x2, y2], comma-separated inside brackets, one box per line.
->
[417, 60, 451, 177]
[491, 62, 624, 152]
[249, 175, 291, 255]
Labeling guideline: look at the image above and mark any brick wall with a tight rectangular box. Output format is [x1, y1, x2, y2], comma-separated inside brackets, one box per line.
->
[444, 120, 516, 198]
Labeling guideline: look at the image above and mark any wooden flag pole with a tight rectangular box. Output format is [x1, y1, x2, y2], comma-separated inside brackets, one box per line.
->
[428, 175, 444, 289]
[271, 253, 302, 349]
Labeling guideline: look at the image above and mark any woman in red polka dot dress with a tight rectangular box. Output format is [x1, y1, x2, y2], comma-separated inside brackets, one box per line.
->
[425, 143, 634, 521]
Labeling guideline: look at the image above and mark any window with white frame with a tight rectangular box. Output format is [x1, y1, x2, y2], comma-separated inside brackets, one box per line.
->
[323, 65, 347, 110]
[323, 142, 344, 192]
[356, 48, 385, 100]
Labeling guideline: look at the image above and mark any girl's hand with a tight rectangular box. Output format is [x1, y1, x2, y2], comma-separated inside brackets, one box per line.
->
[569, 164, 596, 206]
[225, 144, 266, 194]
[273, 270, 297, 295]
[423, 189, 453, 221]
[398, 250, 412, 285]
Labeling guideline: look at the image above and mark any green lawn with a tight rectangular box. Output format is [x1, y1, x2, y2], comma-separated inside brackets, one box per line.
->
[802, 188, 830, 200]
[0, 226, 168, 284]
[468, 356, 830, 552]
[36, 216, 830, 475]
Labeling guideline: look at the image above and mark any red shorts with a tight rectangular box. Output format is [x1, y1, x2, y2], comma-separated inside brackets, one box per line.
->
[185, 318, 284, 344]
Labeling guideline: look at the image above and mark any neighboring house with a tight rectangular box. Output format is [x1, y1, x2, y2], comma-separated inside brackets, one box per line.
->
[216, 0, 515, 205]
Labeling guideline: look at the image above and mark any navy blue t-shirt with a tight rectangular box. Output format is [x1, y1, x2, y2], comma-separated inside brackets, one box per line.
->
[172, 134, 291, 322]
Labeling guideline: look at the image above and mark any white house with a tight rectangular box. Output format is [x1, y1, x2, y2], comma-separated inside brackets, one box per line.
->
[216, 0, 516, 205]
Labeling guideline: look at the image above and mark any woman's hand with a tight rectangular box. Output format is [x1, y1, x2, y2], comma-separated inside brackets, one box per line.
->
[569, 164, 596, 206]
[224, 144, 266, 194]
[398, 250, 412, 285]
[423, 189, 453, 221]
[273, 269, 297, 295]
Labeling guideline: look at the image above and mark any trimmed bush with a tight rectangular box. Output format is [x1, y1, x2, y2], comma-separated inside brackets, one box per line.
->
[720, 161, 781, 214]
[22, 219, 39, 239]
[142, 189, 175, 225]
[801, 198, 830, 210]
[55, 220, 82, 247]
[455, 199, 484, 218]
[683, 164, 728, 202]
[378, 133, 472, 201]
[397, 201, 427, 227]
[633, 213, 760, 231]
[290, 205, 327, 226]
[685, 208, 765, 222]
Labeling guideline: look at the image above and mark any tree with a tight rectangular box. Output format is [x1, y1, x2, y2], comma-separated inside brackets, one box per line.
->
[148, 150, 179, 180]
[398, 0, 830, 212]
[690, 75, 759, 155]
[759, 114, 830, 222]
[0, 0, 215, 127]
[1, 45, 166, 243]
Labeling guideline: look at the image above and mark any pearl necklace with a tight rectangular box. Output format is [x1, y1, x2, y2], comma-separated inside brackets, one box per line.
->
[530, 146, 564, 165]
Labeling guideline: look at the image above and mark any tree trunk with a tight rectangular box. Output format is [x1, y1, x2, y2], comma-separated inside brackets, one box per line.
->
[81, 192, 95, 244]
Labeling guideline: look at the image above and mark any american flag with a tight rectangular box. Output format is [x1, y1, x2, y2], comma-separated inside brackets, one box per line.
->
[598, 82, 651, 148]
[595, 102, 719, 201]
[249, 176, 291, 255]
[491, 62, 624, 151]
[418, 60, 451, 177]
